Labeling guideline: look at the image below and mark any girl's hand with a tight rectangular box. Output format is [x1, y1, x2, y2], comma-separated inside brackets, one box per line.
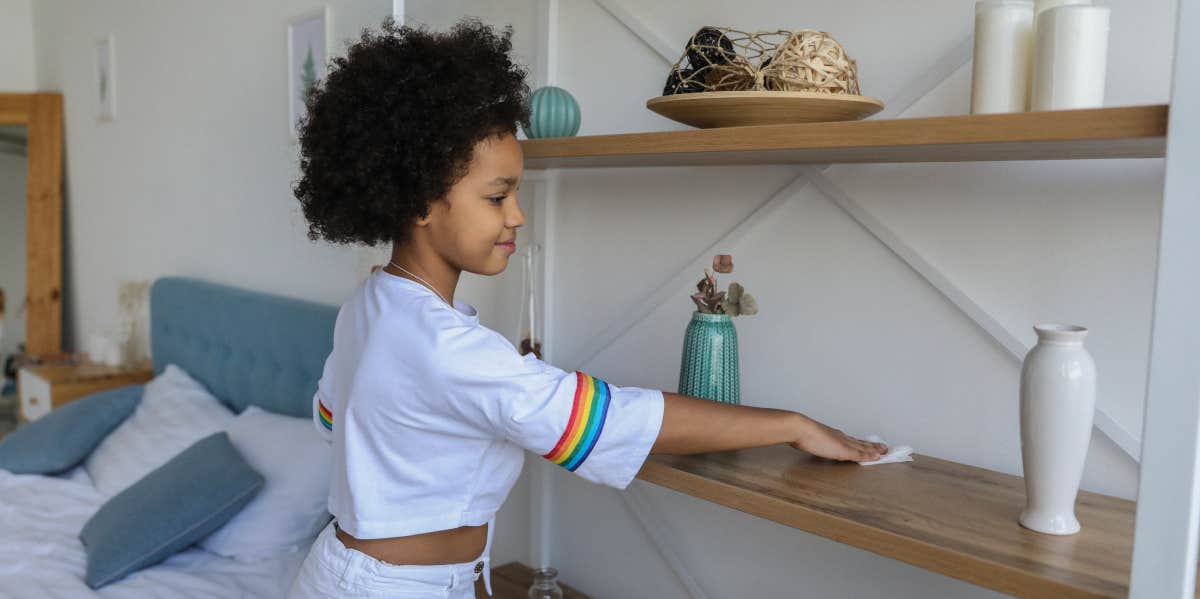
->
[790, 416, 888, 462]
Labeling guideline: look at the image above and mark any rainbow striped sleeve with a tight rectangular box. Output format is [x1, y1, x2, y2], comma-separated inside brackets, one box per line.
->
[541, 372, 612, 472]
[317, 396, 333, 431]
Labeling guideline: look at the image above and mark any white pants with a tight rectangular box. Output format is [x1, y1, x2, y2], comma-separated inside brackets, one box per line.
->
[287, 520, 493, 598]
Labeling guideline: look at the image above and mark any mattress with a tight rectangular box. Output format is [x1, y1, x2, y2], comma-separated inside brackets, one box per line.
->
[0, 466, 308, 598]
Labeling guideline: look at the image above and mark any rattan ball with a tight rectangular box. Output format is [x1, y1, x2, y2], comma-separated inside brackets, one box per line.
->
[660, 27, 862, 96]
[764, 29, 861, 95]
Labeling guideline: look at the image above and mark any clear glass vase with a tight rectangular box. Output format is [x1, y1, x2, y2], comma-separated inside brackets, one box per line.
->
[527, 567, 564, 599]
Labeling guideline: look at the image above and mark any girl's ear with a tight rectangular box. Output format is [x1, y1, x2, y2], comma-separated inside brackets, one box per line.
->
[413, 198, 443, 228]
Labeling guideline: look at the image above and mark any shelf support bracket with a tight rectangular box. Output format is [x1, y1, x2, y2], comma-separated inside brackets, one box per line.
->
[1129, 0, 1200, 595]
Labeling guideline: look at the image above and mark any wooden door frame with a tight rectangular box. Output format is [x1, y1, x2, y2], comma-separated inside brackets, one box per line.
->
[0, 92, 63, 355]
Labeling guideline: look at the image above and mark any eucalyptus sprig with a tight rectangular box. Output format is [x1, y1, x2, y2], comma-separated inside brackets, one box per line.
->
[690, 254, 759, 316]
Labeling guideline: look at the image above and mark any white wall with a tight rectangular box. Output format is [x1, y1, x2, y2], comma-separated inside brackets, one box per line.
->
[29, 0, 382, 340]
[457, 0, 1166, 597]
[0, 0, 36, 91]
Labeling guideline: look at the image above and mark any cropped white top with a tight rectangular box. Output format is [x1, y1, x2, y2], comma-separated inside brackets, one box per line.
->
[311, 268, 665, 593]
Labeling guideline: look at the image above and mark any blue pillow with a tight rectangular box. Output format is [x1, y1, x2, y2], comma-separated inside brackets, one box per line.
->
[0, 385, 143, 474]
[79, 432, 264, 589]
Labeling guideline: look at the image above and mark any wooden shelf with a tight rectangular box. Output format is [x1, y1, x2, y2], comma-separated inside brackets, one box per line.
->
[521, 105, 1167, 168]
[477, 562, 592, 598]
[637, 446, 1194, 599]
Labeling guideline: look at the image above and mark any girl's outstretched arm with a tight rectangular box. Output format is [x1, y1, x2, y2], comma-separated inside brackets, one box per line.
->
[651, 392, 888, 462]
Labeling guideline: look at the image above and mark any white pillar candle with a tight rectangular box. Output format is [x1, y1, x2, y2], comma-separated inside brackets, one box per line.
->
[1033, 0, 1091, 33]
[1029, 5, 1110, 111]
[971, 0, 1035, 114]
[1022, 0, 1089, 109]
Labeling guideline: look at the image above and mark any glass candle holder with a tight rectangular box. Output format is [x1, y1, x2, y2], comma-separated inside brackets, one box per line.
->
[527, 567, 564, 599]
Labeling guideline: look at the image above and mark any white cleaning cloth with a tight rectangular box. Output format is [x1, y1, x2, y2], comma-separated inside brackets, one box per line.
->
[857, 435, 914, 466]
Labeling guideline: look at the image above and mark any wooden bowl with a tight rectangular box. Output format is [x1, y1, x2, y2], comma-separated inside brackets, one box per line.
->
[646, 90, 885, 128]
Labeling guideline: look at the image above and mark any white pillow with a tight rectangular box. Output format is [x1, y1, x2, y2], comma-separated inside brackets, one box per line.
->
[198, 405, 332, 561]
[84, 364, 235, 498]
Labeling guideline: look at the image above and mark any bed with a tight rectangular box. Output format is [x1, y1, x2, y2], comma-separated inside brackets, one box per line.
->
[0, 276, 338, 598]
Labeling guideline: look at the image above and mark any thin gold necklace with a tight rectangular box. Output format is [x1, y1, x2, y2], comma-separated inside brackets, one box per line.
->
[386, 260, 451, 307]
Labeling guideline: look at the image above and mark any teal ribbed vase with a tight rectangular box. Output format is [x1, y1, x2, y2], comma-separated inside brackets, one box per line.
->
[677, 312, 740, 405]
[524, 86, 580, 138]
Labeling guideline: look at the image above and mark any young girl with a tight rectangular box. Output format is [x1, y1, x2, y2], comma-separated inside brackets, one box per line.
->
[286, 17, 887, 599]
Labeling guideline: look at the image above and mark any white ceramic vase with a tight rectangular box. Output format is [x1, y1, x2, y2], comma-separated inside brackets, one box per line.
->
[1019, 324, 1096, 535]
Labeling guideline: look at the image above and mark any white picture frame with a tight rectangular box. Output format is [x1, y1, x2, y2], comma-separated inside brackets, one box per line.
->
[288, 6, 331, 142]
[95, 34, 116, 121]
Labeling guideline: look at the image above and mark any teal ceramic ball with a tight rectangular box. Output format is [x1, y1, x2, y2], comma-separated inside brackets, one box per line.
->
[524, 86, 581, 138]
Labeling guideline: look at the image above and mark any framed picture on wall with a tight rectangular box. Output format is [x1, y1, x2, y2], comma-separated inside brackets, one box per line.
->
[95, 34, 116, 121]
[287, 6, 331, 141]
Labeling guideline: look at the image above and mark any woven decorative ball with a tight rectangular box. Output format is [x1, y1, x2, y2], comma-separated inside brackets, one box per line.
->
[523, 86, 581, 138]
[765, 30, 861, 94]
[662, 27, 862, 96]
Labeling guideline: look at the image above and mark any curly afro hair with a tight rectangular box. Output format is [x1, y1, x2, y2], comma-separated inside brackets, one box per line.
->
[293, 17, 531, 247]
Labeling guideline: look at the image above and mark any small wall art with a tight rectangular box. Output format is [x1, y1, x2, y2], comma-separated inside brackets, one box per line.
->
[95, 34, 116, 121]
[288, 6, 331, 141]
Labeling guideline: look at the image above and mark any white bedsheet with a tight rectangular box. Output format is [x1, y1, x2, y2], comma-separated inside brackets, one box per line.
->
[0, 466, 308, 598]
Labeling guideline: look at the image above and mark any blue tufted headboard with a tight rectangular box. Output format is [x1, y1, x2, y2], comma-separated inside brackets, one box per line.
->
[149, 277, 338, 418]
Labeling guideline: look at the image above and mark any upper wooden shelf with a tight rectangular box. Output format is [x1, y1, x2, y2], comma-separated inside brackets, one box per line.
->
[521, 104, 1167, 168]
[637, 445, 1193, 599]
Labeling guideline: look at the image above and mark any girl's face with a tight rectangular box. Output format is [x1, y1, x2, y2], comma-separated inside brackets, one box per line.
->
[418, 132, 525, 276]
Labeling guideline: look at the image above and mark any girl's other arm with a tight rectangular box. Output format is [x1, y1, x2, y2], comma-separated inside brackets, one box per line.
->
[651, 392, 887, 462]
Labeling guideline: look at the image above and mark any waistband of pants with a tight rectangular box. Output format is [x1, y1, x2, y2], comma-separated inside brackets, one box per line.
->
[325, 518, 494, 596]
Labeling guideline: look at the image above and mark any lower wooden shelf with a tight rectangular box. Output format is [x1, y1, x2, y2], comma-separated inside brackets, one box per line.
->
[476, 562, 592, 598]
[637, 446, 1192, 599]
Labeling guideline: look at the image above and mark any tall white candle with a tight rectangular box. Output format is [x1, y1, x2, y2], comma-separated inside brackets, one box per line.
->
[1033, 0, 1091, 33]
[971, 0, 1035, 114]
[1022, 0, 1089, 109]
[1029, 5, 1110, 111]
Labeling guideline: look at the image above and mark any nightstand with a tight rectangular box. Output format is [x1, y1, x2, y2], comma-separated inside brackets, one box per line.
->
[18, 362, 154, 423]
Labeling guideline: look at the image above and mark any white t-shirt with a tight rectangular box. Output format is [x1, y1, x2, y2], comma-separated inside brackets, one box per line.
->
[313, 267, 665, 543]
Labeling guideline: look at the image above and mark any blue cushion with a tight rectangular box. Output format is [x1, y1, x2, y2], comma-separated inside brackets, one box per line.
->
[79, 432, 264, 589]
[0, 385, 143, 474]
